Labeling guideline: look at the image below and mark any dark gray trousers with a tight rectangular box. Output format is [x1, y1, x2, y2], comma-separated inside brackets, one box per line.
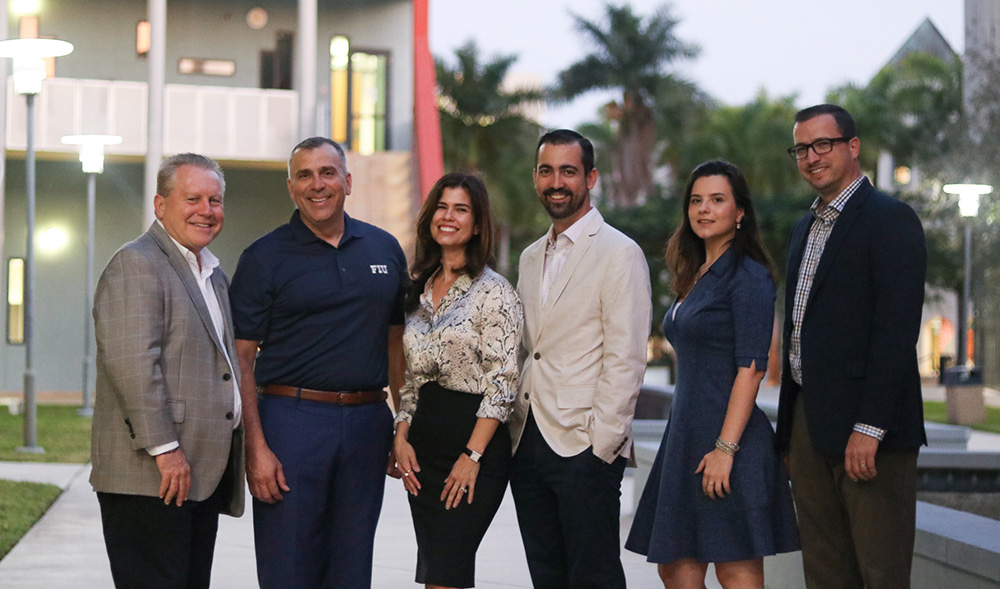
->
[789, 397, 918, 589]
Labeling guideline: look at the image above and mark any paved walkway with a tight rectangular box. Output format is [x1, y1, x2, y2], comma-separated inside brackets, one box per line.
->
[3, 378, 1000, 588]
[0, 461, 672, 588]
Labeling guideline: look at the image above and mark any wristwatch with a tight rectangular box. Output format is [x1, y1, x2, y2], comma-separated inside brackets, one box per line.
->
[463, 447, 482, 463]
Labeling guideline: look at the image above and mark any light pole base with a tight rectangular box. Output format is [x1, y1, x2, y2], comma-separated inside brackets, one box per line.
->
[76, 407, 93, 417]
[15, 445, 45, 454]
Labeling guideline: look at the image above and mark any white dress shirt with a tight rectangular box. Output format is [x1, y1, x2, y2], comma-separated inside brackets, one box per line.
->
[541, 207, 599, 305]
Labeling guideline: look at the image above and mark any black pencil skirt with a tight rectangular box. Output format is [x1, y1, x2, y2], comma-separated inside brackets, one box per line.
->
[406, 381, 512, 588]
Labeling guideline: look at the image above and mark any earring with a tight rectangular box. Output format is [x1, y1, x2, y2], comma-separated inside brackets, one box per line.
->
[736, 221, 742, 230]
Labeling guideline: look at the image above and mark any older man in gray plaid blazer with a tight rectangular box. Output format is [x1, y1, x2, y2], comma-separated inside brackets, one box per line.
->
[91, 153, 244, 589]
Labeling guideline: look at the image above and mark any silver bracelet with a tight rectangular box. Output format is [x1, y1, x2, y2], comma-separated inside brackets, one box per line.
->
[715, 437, 739, 455]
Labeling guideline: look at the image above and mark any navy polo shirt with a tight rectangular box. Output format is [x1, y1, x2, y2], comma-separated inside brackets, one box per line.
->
[229, 210, 407, 392]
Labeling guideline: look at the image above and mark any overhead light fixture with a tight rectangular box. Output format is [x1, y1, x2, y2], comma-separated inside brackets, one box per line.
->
[944, 184, 993, 218]
[12, 0, 40, 17]
[0, 38, 73, 95]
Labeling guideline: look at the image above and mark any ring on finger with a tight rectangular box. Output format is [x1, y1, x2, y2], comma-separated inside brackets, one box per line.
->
[460, 487, 467, 493]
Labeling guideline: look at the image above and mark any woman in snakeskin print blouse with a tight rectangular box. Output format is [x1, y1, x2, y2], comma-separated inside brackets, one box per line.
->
[392, 172, 523, 589]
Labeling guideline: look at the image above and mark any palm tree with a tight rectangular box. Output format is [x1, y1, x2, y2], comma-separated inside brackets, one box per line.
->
[826, 52, 962, 184]
[436, 41, 545, 275]
[680, 91, 803, 201]
[555, 2, 698, 207]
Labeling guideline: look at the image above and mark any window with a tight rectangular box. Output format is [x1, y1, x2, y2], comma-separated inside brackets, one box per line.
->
[260, 31, 293, 90]
[330, 36, 389, 154]
[8, 258, 24, 345]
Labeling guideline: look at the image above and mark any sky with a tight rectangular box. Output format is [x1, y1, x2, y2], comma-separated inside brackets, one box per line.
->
[429, 0, 965, 128]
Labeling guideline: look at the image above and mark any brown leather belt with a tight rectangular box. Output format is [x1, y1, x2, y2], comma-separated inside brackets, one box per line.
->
[260, 385, 387, 406]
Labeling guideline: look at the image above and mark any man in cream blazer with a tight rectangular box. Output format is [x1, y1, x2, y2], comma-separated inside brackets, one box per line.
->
[509, 129, 651, 589]
[91, 154, 244, 588]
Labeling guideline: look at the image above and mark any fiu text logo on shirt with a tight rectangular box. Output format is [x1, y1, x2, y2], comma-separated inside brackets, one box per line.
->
[370, 264, 389, 274]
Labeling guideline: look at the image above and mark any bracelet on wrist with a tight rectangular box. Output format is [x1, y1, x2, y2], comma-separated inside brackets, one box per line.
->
[715, 437, 739, 456]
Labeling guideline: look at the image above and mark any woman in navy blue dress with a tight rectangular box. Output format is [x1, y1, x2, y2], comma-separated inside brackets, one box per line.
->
[626, 160, 799, 588]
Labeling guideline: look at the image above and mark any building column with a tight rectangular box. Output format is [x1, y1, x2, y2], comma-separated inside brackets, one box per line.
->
[0, 1, 9, 257]
[413, 0, 443, 200]
[144, 0, 166, 228]
[297, 0, 317, 140]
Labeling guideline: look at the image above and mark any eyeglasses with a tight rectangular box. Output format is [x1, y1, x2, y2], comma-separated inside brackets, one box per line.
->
[786, 137, 852, 161]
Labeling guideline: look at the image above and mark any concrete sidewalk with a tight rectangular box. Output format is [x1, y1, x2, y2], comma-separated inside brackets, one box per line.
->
[0, 461, 669, 588]
[4, 377, 1000, 588]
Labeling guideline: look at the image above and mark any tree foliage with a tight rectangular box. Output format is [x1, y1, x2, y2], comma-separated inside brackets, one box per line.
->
[827, 52, 963, 184]
[555, 3, 698, 207]
[602, 91, 812, 334]
[436, 41, 548, 275]
[824, 51, 969, 293]
[673, 91, 811, 284]
[433, 13, 1000, 383]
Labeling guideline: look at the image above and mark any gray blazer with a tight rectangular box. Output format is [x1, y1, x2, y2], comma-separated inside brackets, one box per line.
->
[90, 222, 244, 517]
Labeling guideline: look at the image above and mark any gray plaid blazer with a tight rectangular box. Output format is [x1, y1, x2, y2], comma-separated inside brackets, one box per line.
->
[90, 222, 245, 517]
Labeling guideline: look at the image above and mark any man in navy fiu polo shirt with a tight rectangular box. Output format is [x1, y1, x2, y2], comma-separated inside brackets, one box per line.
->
[229, 137, 407, 588]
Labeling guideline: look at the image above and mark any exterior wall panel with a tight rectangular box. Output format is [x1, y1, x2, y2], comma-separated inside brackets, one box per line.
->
[0, 0, 418, 392]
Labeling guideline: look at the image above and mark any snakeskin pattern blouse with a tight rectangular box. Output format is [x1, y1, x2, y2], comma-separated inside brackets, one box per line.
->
[395, 266, 523, 424]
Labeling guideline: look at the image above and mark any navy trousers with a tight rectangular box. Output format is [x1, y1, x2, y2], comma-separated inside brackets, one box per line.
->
[510, 412, 627, 589]
[253, 394, 394, 589]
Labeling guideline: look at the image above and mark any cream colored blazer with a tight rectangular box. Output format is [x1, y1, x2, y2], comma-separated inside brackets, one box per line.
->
[510, 210, 651, 463]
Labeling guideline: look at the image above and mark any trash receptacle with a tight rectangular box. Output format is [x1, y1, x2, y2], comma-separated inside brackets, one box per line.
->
[941, 365, 983, 386]
[943, 366, 986, 424]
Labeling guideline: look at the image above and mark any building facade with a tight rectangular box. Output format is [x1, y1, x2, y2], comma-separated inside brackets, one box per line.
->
[0, 0, 441, 393]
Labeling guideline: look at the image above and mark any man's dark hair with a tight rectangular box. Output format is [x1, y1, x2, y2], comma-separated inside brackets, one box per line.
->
[794, 104, 857, 139]
[536, 129, 595, 175]
[156, 153, 225, 197]
[288, 137, 348, 176]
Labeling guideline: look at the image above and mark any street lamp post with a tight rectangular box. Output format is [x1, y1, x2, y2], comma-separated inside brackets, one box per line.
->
[0, 38, 74, 453]
[943, 183, 993, 368]
[61, 134, 122, 418]
[940, 183, 993, 425]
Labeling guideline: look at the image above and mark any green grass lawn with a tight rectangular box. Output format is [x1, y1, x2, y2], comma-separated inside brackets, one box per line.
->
[923, 400, 1000, 434]
[0, 405, 91, 463]
[0, 405, 90, 562]
[0, 479, 62, 559]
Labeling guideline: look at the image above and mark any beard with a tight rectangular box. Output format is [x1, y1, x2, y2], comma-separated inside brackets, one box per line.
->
[540, 188, 587, 220]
